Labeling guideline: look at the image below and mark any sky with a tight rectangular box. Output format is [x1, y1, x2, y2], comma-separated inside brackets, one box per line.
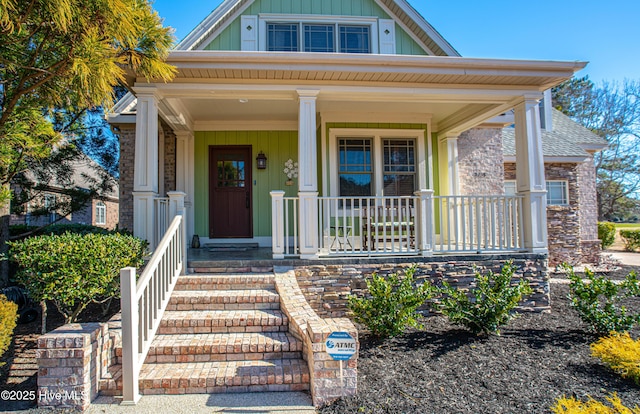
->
[152, 0, 640, 84]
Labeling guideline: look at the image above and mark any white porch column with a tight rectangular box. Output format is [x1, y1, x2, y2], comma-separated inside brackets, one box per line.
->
[132, 87, 160, 248]
[270, 191, 286, 259]
[297, 90, 320, 259]
[415, 189, 434, 256]
[439, 133, 460, 196]
[175, 131, 195, 245]
[514, 96, 548, 253]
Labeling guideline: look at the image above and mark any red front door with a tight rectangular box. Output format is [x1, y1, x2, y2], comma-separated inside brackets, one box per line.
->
[209, 146, 253, 238]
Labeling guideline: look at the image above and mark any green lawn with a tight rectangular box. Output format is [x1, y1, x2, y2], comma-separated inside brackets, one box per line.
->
[614, 223, 640, 230]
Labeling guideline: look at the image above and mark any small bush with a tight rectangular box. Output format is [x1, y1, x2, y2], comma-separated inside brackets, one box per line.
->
[591, 332, 640, 385]
[619, 229, 640, 252]
[9, 223, 112, 239]
[437, 261, 533, 336]
[566, 265, 640, 335]
[552, 393, 640, 413]
[0, 294, 18, 367]
[598, 222, 617, 250]
[9, 232, 147, 325]
[348, 266, 435, 338]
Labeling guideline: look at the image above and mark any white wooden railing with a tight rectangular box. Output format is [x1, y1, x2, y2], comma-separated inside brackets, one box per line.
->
[154, 197, 170, 248]
[119, 210, 187, 404]
[318, 196, 420, 256]
[433, 195, 524, 253]
[271, 191, 524, 257]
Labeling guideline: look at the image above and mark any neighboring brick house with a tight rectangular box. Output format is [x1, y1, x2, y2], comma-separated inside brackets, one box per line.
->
[10, 157, 119, 230]
[502, 100, 607, 266]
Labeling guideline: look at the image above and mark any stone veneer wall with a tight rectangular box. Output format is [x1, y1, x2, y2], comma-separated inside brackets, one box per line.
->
[295, 255, 549, 318]
[505, 162, 587, 266]
[577, 155, 602, 263]
[115, 125, 136, 232]
[457, 128, 505, 195]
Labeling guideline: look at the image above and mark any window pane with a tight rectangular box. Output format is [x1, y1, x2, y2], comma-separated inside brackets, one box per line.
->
[267, 23, 298, 51]
[546, 181, 568, 205]
[339, 138, 372, 196]
[383, 139, 416, 196]
[504, 181, 517, 196]
[304, 24, 334, 52]
[340, 25, 370, 53]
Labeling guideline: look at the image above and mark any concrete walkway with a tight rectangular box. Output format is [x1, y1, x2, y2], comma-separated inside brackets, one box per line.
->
[607, 251, 640, 266]
[87, 392, 316, 414]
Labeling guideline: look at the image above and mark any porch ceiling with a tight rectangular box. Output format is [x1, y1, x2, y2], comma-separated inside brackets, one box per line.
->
[134, 51, 586, 135]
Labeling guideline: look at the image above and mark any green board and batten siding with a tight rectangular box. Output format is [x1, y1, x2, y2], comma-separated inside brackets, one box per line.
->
[194, 131, 298, 238]
[203, 0, 428, 55]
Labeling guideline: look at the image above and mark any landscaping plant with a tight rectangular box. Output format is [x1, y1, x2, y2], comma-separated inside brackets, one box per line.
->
[552, 393, 640, 413]
[9, 232, 147, 329]
[0, 294, 18, 366]
[348, 266, 434, 338]
[598, 222, 617, 250]
[591, 331, 640, 385]
[437, 261, 533, 335]
[619, 229, 640, 252]
[566, 265, 640, 335]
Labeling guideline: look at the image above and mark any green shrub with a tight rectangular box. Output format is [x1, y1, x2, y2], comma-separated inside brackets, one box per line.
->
[552, 393, 640, 413]
[619, 229, 640, 252]
[437, 261, 533, 336]
[598, 222, 617, 250]
[591, 331, 640, 385]
[9, 232, 147, 325]
[348, 266, 435, 338]
[566, 265, 640, 335]
[0, 294, 18, 367]
[9, 223, 112, 239]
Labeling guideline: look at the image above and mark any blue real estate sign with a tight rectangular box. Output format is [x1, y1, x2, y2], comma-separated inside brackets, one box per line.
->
[325, 332, 356, 361]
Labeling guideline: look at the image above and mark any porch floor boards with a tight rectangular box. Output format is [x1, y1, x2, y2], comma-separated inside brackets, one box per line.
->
[100, 272, 310, 396]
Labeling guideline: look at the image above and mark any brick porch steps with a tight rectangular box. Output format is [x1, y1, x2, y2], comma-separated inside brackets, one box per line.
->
[174, 274, 275, 291]
[101, 359, 310, 395]
[158, 309, 289, 334]
[100, 272, 310, 397]
[146, 332, 303, 363]
[167, 289, 280, 311]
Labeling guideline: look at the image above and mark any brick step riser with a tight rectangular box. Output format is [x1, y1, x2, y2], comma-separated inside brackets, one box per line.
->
[174, 283, 276, 291]
[189, 267, 274, 274]
[144, 351, 303, 364]
[158, 326, 289, 335]
[100, 382, 309, 396]
[166, 302, 280, 311]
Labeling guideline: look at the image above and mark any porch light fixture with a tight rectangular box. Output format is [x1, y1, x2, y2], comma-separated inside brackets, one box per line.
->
[256, 151, 267, 169]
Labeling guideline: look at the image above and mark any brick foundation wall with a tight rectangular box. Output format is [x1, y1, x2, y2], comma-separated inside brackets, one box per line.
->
[457, 128, 505, 195]
[577, 156, 601, 263]
[294, 255, 549, 318]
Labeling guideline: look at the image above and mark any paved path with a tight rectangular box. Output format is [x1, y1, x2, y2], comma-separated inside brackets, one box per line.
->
[607, 251, 640, 266]
[87, 392, 316, 414]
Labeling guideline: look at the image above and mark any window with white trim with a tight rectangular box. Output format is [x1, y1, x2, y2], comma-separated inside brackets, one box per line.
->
[96, 201, 106, 225]
[329, 129, 428, 198]
[267, 22, 370, 53]
[504, 180, 516, 196]
[546, 181, 569, 205]
[504, 180, 569, 205]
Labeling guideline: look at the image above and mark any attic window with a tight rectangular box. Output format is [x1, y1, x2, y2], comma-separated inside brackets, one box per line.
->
[267, 22, 371, 54]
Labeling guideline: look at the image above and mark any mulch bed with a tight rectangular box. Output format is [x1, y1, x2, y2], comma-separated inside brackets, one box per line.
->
[319, 266, 640, 414]
[2, 265, 639, 413]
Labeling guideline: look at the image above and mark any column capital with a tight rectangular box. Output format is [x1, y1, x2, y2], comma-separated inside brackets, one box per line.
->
[514, 93, 544, 110]
[175, 130, 194, 141]
[133, 85, 161, 98]
[296, 89, 320, 99]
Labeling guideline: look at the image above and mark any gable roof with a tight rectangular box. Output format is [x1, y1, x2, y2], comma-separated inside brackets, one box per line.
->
[176, 0, 459, 56]
[502, 109, 608, 162]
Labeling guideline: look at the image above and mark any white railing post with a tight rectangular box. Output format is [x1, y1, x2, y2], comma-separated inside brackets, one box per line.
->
[120, 267, 140, 405]
[270, 191, 286, 259]
[415, 190, 434, 256]
[168, 191, 187, 275]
